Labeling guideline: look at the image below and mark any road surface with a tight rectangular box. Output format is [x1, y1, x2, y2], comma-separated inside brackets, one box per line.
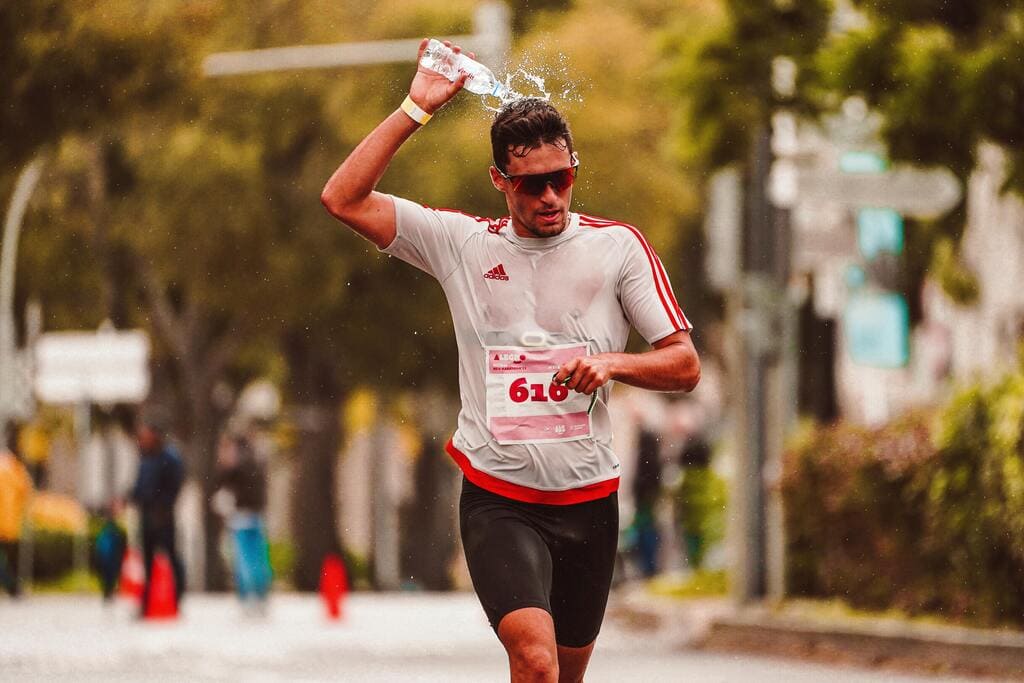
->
[0, 592, 971, 681]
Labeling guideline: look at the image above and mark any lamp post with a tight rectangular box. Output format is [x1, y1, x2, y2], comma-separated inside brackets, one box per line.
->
[0, 156, 45, 446]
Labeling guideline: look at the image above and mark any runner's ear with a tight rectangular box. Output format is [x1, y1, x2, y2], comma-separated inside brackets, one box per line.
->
[489, 166, 506, 193]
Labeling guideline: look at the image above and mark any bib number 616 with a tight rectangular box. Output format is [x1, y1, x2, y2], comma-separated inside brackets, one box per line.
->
[509, 377, 569, 403]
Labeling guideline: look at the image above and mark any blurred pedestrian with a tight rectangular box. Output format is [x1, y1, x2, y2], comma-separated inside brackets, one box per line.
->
[213, 433, 272, 614]
[629, 428, 662, 578]
[130, 414, 185, 615]
[321, 39, 701, 681]
[94, 503, 127, 603]
[0, 435, 32, 598]
[673, 406, 715, 570]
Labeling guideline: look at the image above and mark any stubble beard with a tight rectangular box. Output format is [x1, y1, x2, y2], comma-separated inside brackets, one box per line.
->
[524, 209, 567, 238]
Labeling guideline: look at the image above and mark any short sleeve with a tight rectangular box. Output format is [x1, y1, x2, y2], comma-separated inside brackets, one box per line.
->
[617, 228, 693, 344]
[381, 195, 489, 281]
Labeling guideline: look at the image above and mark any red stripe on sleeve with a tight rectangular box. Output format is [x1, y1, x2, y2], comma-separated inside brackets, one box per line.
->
[579, 216, 684, 330]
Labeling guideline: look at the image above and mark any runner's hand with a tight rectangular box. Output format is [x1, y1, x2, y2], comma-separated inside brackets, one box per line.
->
[553, 355, 615, 395]
[409, 38, 473, 114]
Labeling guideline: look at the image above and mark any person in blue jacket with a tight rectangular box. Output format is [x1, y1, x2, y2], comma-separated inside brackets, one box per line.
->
[130, 414, 185, 614]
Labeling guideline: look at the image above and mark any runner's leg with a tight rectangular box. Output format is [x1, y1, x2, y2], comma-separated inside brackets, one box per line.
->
[497, 607, 558, 682]
[460, 478, 558, 680]
[555, 643, 595, 683]
[548, 492, 618, 679]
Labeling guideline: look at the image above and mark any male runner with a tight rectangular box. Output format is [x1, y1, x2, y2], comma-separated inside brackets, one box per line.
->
[321, 39, 700, 683]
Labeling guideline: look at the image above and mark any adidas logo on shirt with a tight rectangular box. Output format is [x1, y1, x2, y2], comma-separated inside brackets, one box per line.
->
[483, 264, 509, 281]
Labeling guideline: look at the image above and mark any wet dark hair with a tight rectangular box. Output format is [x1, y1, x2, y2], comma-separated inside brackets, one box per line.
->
[490, 98, 574, 173]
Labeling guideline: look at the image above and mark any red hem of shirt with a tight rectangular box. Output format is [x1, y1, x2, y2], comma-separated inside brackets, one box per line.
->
[445, 439, 619, 505]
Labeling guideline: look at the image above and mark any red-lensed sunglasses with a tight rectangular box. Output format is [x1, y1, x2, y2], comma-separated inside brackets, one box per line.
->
[496, 153, 580, 195]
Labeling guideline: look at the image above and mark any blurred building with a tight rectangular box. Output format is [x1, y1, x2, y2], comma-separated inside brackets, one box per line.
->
[944, 143, 1024, 378]
[711, 110, 1023, 428]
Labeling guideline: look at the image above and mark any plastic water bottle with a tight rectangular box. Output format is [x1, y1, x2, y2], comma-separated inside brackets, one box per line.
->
[419, 38, 509, 99]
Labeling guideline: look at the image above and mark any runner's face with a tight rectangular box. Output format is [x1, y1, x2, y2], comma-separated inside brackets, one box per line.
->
[491, 141, 574, 239]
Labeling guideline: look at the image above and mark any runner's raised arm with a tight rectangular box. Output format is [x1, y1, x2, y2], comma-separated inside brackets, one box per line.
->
[320, 39, 471, 248]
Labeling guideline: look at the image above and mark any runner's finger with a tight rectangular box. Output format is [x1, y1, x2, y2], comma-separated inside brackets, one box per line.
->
[553, 359, 579, 385]
[567, 366, 590, 390]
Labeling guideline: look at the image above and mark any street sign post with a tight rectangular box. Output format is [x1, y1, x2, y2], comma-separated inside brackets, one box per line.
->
[857, 208, 904, 258]
[844, 292, 910, 368]
[790, 165, 962, 219]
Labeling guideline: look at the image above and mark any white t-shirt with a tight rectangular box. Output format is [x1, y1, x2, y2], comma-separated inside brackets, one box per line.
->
[382, 196, 692, 504]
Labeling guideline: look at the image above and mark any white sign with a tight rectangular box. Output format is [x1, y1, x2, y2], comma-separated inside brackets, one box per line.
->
[35, 329, 150, 404]
[784, 165, 962, 219]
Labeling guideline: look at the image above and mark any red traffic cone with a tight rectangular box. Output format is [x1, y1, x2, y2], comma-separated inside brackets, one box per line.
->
[145, 552, 178, 620]
[120, 546, 144, 601]
[319, 554, 348, 621]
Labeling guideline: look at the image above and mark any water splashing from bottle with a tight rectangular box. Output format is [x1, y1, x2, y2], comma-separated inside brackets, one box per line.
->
[419, 39, 583, 113]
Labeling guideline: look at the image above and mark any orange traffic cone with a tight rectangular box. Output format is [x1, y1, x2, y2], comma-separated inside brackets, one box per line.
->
[120, 546, 144, 601]
[144, 552, 178, 620]
[319, 554, 348, 621]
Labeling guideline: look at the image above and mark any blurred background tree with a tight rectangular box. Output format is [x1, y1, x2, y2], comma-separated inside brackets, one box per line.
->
[814, 0, 1024, 307]
[8, 0, 776, 590]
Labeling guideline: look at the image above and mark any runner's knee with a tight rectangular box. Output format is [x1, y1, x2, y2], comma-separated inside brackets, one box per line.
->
[509, 643, 558, 682]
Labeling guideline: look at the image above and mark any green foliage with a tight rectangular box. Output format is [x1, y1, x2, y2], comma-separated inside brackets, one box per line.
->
[29, 528, 76, 582]
[672, 465, 727, 567]
[819, 0, 1024, 194]
[648, 569, 728, 598]
[10, 1, 721, 580]
[32, 569, 100, 594]
[663, 0, 831, 169]
[1, 1, 187, 170]
[267, 539, 295, 587]
[11, 0, 712, 395]
[342, 547, 372, 591]
[783, 367, 1024, 626]
[928, 237, 978, 305]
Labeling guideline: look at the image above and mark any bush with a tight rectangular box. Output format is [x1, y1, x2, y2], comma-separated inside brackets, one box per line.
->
[31, 528, 76, 582]
[268, 540, 294, 587]
[26, 493, 89, 582]
[672, 465, 727, 569]
[782, 370, 1024, 626]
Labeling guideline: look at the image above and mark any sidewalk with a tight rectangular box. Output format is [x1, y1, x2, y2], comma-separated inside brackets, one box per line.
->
[609, 586, 1024, 680]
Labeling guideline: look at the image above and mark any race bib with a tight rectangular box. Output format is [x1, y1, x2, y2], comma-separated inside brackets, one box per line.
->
[485, 342, 593, 445]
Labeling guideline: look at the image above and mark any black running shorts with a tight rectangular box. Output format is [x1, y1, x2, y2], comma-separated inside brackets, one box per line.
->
[459, 476, 619, 648]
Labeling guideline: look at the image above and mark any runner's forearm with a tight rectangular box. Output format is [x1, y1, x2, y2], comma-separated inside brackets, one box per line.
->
[321, 109, 420, 213]
[607, 343, 700, 392]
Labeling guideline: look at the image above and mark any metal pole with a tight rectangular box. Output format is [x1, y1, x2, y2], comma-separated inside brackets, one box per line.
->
[734, 123, 776, 603]
[473, 0, 511, 68]
[73, 401, 91, 580]
[203, 1, 511, 77]
[1, 157, 45, 445]
[370, 422, 399, 590]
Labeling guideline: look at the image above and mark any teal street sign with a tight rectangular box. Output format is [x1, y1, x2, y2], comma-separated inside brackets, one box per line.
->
[857, 208, 904, 259]
[844, 292, 910, 368]
[840, 151, 888, 174]
[844, 264, 867, 291]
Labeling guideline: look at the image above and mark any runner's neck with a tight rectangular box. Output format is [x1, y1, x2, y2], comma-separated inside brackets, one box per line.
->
[503, 213, 580, 249]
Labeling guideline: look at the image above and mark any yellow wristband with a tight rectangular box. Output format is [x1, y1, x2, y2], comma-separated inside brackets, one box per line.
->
[400, 95, 432, 125]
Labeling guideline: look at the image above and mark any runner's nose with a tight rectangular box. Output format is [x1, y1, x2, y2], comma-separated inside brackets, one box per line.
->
[539, 182, 560, 202]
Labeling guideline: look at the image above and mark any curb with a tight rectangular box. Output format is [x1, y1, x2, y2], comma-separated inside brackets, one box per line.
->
[609, 588, 1024, 679]
[698, 607, 1024, 680]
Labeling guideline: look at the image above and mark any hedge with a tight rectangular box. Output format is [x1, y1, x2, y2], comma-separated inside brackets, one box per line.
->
[782, 370, 1024, 626]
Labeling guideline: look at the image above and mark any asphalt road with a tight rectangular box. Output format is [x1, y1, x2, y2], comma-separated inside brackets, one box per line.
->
[0, 592, 971, 682]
